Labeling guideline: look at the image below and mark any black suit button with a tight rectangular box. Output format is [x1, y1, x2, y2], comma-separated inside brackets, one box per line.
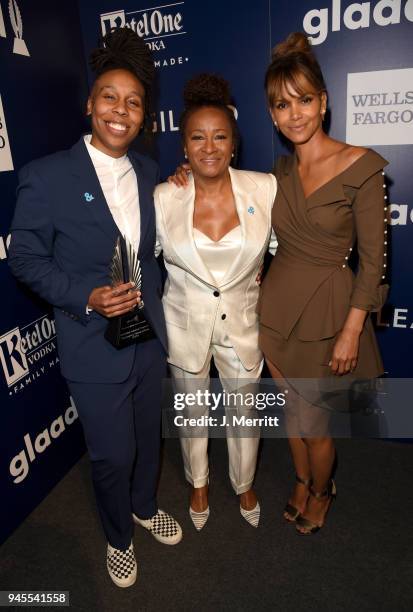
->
[213, 290, 220, 297]
[221, 314, 226, 320]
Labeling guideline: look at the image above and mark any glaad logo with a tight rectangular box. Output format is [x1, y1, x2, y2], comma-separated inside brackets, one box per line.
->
[346, 69, 413, 145]
[0, 0, 30, 56]
[0, 94, 13, 172]
[388, 203, 413, 225]
[100, 3, 185, 50]
[0, 314, 59, 395]
[304, 0, 413, 45]
[9, 396, 79, 484]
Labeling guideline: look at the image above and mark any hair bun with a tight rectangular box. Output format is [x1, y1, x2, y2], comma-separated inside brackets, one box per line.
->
[271, 32, 312, 61]
[183, 73, 231, 108]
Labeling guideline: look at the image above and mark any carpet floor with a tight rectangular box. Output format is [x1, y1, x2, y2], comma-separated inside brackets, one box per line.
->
[1, 438, 412, 612]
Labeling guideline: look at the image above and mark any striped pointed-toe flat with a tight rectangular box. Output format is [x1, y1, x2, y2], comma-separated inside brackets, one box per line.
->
[189, 506, 210, 531]
[240, 501, 260, 528]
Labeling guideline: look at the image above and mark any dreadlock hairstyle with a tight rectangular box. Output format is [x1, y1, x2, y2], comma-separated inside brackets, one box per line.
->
[265, 32, 327, 107]
[179, 73, 240, 160]
[89, 27, 155, 128]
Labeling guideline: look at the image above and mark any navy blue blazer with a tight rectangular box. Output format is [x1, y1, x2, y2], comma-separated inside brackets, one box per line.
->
[9, 137, 167, 383]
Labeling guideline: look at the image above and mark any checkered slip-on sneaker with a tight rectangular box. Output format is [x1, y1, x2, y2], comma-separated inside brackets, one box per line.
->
[107, 542, 137, 588]
[133, 509, 183, 545]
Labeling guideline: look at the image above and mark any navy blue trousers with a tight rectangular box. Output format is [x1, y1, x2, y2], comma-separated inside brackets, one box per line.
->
[67, 338, 166, 550]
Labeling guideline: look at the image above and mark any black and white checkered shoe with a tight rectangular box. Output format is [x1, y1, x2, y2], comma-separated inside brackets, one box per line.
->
[133, 509, 182, 545]
[106, 542, 137, 588]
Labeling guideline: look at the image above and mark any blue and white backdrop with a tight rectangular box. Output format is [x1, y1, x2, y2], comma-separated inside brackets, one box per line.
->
[1, 0, 412, 542]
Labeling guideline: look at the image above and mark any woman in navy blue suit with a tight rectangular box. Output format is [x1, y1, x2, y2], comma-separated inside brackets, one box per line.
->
[9, 29, 181, 588]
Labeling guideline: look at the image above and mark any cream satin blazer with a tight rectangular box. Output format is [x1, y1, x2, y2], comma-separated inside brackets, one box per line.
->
[155, 167, 277, 373]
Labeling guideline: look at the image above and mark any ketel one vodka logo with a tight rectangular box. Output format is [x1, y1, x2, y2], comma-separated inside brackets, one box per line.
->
[0, 314, 59, 394]
[100, 3, 185, 50]
[0, 0, 30, 56]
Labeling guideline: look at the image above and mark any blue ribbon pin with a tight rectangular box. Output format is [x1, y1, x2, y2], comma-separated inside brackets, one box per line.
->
[84, 192, 94, 202]
[247, 206, 255, 215]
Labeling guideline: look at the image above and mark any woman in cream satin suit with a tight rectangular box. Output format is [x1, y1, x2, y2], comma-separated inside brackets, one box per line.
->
[155, 74, 277, 529]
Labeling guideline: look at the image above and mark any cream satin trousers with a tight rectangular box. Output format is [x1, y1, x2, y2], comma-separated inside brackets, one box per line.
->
[169, 342, 263, 495]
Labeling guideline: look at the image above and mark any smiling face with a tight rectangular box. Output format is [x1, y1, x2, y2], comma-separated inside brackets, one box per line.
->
[270, 76, 327, 146]
[86, 68, 145, 158]
[183, 106, 234, 180]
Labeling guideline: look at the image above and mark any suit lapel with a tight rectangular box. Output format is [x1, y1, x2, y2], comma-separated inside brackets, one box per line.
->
[69, 137, 119, 244]
[70, 138, 155, 257]
[162, 179, 216, 286]
[220, 168, 265, 285]
[163, 169, 270, 287]
[128, 153, 151, 256]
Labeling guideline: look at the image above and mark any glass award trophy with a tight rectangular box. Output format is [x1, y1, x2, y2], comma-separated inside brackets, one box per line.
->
[104, 236, 155, 349]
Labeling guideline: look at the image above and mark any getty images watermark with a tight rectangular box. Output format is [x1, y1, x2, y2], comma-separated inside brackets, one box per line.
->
[161, 378, 413, 439]
[172, 388, 286, 429]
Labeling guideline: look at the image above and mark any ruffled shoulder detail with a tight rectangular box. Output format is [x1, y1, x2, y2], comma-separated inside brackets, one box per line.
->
[342, 149, 389, 187]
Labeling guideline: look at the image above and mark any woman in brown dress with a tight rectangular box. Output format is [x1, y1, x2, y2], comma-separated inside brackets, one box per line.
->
[258, 32, 389, 534]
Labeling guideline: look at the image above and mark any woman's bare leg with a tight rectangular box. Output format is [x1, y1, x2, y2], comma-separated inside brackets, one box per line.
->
[266, 359, 311, 516]
[190, 484, 209, 512]
[266, 357, 336, 529]
[296, 435, 336, 531]
[239, 489, 258, 510]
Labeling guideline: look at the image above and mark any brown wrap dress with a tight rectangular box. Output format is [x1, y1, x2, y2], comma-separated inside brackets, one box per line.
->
[258, 149, 389, 379]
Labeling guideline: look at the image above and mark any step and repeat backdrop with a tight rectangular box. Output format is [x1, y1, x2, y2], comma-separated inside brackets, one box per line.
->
[79, 0, 275, 175]
[1, 0, 412, 542]
[79, 0, 413, 377]
[0, 0, 89, 544]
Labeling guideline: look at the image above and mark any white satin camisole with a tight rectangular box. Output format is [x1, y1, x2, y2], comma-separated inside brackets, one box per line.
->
[192, 225, 242, 284]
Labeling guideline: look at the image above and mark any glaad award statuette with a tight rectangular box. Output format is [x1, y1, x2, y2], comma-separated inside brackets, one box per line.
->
[104, 236, 155, 349]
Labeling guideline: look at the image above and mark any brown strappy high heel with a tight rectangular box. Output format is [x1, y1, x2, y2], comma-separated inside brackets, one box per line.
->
[295, 479, 337, 535]
[284, 474, 312, 523]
